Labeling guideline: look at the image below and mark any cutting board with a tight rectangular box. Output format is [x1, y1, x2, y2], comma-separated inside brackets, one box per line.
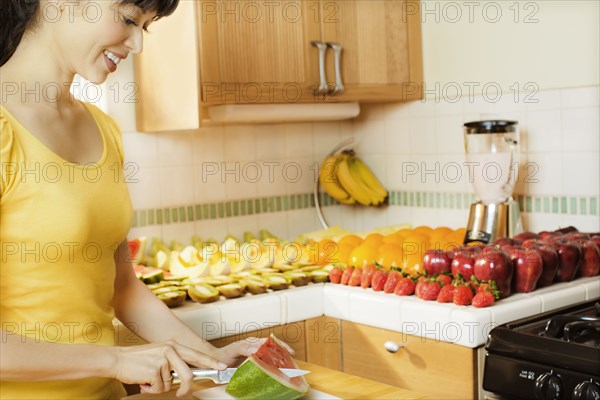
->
[192, 385, 340, 400]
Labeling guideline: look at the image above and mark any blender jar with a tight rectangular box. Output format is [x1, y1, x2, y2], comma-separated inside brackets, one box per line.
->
[464, 121, 520, 205]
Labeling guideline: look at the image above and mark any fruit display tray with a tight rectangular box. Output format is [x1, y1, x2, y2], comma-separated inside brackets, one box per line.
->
[171, 277, 599, 348]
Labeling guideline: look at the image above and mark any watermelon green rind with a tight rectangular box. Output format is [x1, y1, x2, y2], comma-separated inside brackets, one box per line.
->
[225, 334, 310, 400]
[225, 358, 308, 400]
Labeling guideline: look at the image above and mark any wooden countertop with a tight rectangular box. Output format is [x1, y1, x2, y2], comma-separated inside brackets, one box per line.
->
[123, 361, 425, 400]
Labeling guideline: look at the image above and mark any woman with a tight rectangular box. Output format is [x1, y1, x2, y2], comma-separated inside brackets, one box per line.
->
[0, 1, 282, 398]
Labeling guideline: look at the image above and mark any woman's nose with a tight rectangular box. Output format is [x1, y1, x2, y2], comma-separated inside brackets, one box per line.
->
[124, 29, 143, 54]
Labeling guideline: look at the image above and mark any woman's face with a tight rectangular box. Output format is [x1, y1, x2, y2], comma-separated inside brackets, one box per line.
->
[50, 0, 157, 84]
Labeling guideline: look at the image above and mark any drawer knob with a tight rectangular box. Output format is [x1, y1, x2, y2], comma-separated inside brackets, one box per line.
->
[384, 341, 403, 353]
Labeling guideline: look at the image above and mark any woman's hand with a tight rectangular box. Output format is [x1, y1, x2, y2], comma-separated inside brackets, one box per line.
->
[110, 341, 227, 397]
[212, 337, 296, 367]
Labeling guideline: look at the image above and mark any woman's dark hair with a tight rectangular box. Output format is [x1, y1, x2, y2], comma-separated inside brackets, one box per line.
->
[0, 0, 179, 67]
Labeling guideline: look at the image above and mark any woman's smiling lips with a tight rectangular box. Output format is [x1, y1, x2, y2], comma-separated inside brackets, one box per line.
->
[103, 50, 127, 72]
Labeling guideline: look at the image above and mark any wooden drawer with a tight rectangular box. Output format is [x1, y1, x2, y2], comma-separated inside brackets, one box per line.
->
[305, 316, 342, 371]
[341, 321, 477, 399]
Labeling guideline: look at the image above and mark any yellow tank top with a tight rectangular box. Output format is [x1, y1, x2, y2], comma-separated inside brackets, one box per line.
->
[1, 102, 131, 399]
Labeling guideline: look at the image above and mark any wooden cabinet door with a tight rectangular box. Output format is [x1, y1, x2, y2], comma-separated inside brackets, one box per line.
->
[320, 0, 423, 102]
[197, 0, 322, 105]
[133, 0, 200, 132]
[341, 321, 477, 399]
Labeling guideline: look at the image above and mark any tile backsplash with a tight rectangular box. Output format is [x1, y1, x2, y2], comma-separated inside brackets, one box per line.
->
[124, 85, 599, 242]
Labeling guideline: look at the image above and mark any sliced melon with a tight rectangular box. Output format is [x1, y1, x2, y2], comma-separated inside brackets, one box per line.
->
[217, 283, 246, 299]
[128, 237, 147, 264]
[188, 284, 220, 304]
[309, 269, 330, 283]
[263, 274, 290, 291]
[141, 269, 164, 284]
[226, 334, 309, 400]
[284, 271, 311, 287]
[240, 279, 268, 295]
[158, 291, 186, 308]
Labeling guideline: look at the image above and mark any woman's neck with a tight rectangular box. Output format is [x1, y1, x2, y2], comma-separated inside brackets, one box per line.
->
[1, 29, 77, 109]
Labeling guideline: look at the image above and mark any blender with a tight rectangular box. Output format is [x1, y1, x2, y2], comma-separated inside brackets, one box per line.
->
[463, 120, 523, 244]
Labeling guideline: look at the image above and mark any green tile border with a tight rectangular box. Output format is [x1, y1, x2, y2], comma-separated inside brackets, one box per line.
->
[130, 193, 600, 228]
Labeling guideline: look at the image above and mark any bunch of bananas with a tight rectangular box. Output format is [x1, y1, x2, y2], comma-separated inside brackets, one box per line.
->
[319, 150, 388, 206]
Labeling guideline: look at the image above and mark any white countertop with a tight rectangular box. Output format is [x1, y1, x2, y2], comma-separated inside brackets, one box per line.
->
[173, 277, 600, 348]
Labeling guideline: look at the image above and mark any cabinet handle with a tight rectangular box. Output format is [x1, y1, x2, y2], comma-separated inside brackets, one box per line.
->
[327, 42, 345, 95]
[384, 341, 404, 353]
[311, 41, 329, 95]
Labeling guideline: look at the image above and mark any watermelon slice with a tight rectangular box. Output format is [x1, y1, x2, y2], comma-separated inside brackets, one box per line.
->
[128, 237, 147, 264]
[226, 335, 309, 400]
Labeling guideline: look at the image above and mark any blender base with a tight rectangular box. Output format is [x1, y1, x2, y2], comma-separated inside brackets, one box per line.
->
[464, 198, 523, 244]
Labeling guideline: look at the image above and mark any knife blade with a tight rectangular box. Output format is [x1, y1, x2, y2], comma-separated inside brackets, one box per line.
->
[171, 367, 310, 385]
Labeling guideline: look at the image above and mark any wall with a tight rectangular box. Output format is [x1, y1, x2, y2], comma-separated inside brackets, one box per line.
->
[99, 1, 599, 244]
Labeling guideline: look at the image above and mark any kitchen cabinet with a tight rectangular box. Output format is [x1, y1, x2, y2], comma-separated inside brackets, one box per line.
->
[305, 316, 342, 370]
[134, 0, 423, 131]
[341, 321, 477, 400]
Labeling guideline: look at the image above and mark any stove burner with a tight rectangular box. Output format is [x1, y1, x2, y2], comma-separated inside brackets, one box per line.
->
[564, 321, 600, 345]
[544, 315, 600, 341]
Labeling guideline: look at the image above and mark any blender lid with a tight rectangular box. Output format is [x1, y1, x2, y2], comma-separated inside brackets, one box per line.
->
[464, 120, 518, 134]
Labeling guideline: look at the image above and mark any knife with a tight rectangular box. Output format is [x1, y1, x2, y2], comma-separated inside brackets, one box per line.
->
[171, 368, 310, 385]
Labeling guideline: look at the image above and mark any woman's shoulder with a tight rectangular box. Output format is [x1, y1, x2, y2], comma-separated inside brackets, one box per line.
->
[81, 102, 121, 134]
[1, 108, 21, 197]
[80, 102, 126, 163]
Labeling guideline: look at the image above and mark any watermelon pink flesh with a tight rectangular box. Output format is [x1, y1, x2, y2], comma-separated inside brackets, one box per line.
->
[226, 335, 309, 399]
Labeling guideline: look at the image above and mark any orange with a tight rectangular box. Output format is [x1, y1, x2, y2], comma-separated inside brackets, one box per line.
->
[413, 225, 433, 237]
[363, 233, 384, 248]
[396, 228, 413, 237]
[330, 243, 355, 265]
[382, 233, 404, 246]
[402, 233, 430, 249]
[432, 226, 453, 237]
[377, 244, 403, 271]
[312, 239, 338, 265]
[349, 244, 379, 268]
[402, 251, 424, 276]
[338, 234, 363, 247]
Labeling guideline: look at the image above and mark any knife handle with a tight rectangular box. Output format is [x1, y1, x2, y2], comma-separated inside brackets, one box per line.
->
[171, 370, 219, 385]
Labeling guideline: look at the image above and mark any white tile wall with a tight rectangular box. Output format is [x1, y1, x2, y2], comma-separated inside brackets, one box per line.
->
[119, 85, 599, 241]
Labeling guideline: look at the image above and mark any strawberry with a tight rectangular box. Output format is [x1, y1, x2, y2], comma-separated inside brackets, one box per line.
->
[340, 266, 353, 285]
[436, 284, 455, 303]
[416, 280, 441, 301]
[329, 266, 342, 284]
[384, 269, 402, 293]
[453, 285, 474, 306]
[472, 291, 495, 308]
[476, 281, 501, 300]
[394, 277, 416, 296]
[361, 264, 376, 288]
[349, 267, 362, 286]
[436, 273, 453, 287]
[371, 269, 388, 291]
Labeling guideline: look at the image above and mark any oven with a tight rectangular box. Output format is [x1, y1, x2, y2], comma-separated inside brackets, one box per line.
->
[482, 298, 600, 399]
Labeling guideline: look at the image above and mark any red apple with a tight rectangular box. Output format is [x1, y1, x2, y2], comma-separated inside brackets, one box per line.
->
[555, 240, 582, 282]
[575, 239, 600, 277]
[422, 249, 452, 276]
[522, 241, 559, 287]
[474, 246, 514, 298]
[493, 237, 520, 247]
[555, 226, 578, 234]
[513, 232, 540, 242]
[592, 236, 600, 248]
[451, 249, 476, 280]
[507, 247, 543, 293]
[539, 231, 561, 240]
[565, 232, 591, 241]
